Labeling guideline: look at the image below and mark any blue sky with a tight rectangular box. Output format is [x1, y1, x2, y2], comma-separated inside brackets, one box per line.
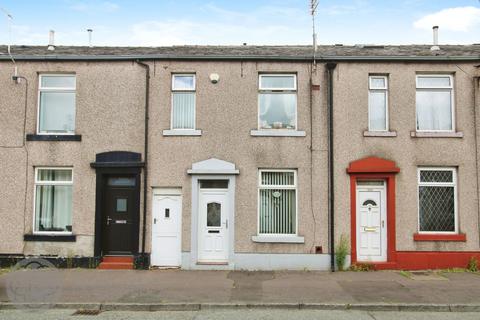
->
[0, 0, 479, 46]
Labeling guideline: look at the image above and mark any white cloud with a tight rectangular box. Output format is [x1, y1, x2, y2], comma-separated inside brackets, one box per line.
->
[128, 4, 310, 46]
[414, 6, 480, 32]
[70, 1, 119, 13]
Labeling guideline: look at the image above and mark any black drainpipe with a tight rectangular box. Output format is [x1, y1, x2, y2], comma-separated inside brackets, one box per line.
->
[326, 62, 337, 272]
[135, 60, 150, 268]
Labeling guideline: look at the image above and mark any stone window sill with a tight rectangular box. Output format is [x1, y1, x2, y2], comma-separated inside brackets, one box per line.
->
[163, 129, 202, 136]
[410, 131, 463, 138]
[413, 233, 466, 242]
[363, 131, 397, 137]
[24, 234, 77, 242]
[251, 235, 305, 243]
[250, 130, 306, 137]
[26, 134, 82, 141]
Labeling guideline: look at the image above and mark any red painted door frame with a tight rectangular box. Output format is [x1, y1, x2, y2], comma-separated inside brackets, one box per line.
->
[347, 157, 400, 269]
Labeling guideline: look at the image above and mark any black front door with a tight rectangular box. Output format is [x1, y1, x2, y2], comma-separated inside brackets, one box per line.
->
[101, 175, 139, 255]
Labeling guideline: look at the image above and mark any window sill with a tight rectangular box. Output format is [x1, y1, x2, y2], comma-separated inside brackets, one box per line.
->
[251, 235, 305, 243]
[162, 129, 202, 136]
[413, 233, 466, 242]
[363, 131, 397, 137]
[250, 130, 306, 137]
[26, 134, 82, 141]
[24, 234, 77, 242]
[410, 131, 464, 138]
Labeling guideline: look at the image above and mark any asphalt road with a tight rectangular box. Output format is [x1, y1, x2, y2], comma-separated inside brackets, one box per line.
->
[0, 309, 479, 320]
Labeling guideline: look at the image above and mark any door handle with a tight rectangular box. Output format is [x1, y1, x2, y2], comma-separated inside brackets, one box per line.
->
[154, 218, 157, 224]
[382, 220, 385, 228]
[225, 219, 228, 229]
[106, 216, 112, 226]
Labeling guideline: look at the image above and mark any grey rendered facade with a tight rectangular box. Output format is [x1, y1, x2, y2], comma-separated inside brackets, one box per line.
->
[0, 45, 479, 270]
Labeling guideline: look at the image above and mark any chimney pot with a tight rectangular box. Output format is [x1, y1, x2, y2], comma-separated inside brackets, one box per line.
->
[47, 30, 55, 51]
[431, 26, 440, 51]
[87, 29, 93, 47]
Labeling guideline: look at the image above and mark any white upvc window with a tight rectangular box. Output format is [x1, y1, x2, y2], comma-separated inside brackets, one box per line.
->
[417, 167, 457, 234]
[258, 169, 297, 235]
[37, 74, 76, 134]
[368, 75, 388, 131]
[171, 74, 196, 130]
[258, 74, 297, 130]
[33, 168, 73, 234]
[416, 74, 454, 132]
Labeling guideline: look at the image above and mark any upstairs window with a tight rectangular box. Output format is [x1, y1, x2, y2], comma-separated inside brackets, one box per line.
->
[171, 74, 196, 130]
[258, 74, 297, 130]
[38, 74, 76, 134]
[418, 167, 457, 233]
[34, 168, 73, 233]
[368, 75, 388, 131]
[416, 75, 454, 132]
[258, 170, 297, 235]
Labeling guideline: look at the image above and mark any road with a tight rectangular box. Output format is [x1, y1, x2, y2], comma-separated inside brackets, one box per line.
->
[0, 309, 479, 320]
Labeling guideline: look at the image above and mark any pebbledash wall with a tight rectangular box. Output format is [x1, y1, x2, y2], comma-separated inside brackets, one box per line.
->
[0, 58, 330, 270]
[0, 46, 480, 270]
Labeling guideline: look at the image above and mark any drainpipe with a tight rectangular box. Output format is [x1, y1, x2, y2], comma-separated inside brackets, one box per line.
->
[135, 60, 150, 268]
[474, 75, 480, 247]
[326, 62, 337, 272]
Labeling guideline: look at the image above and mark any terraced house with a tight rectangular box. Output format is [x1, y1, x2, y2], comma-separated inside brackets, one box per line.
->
[0, 42, 479, 270]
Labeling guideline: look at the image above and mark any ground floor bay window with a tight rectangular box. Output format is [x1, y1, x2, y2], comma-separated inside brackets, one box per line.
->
[258, 170, 297, 236]
[417, 167, 457, 233]
[34, 168, 73, 233]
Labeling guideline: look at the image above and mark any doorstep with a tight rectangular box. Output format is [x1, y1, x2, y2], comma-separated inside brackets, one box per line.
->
[98, 255, 134, 270]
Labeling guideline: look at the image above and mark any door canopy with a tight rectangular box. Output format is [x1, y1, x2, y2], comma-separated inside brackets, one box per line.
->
[188, 158, 239, 175]
[347, 157, 400, 174]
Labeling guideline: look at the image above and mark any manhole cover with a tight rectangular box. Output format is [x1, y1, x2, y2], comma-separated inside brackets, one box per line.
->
[72, 309, 102, 316]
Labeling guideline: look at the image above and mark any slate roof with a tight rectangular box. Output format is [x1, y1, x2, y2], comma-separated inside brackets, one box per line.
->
[0, 44, 479, 61]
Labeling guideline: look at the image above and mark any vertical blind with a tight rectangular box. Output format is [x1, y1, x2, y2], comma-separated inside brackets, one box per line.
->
[172, 92, 195, 129]
[259, 171, 296, 234]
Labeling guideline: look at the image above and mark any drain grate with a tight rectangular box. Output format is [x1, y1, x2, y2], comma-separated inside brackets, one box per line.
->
[72, 309, 102, 316]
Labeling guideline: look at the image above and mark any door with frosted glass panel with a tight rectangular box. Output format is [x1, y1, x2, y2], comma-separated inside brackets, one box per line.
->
[198, 190, 229, 262]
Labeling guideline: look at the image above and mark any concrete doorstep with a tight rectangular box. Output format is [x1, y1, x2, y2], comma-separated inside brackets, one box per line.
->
[1, 302, 480, 312]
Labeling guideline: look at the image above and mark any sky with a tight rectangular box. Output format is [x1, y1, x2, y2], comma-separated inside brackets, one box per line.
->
[0, 0, 479, 47]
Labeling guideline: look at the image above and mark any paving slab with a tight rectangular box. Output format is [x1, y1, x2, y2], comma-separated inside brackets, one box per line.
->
[1, 269, 480, 309]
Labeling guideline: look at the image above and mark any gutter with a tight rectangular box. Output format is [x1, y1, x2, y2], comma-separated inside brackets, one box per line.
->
[326, 62, 337, 272]
[135, 60, 150, 268]
[0, 55, 479, 62]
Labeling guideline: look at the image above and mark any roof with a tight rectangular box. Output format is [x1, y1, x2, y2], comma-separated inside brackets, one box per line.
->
[0, 44, 479, 61]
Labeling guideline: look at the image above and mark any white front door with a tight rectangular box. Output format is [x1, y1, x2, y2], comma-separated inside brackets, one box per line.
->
[151, 194, 182, 267]
[356, 182, 387, 262]
[198, 189, 229, 262]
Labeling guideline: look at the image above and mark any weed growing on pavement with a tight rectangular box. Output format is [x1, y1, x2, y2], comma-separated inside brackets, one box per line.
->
[335, 234, 349, 271]
[398, 270, 412, 278]
[467, 256, 478, 272]
[349, 263, 374, 272]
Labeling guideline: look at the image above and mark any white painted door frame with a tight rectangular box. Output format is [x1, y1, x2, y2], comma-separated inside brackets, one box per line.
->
[356, 181, 387, 262]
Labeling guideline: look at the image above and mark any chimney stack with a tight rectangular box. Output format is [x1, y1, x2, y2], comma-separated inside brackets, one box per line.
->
[87, 29, 93, 47]
[431, 26, 440, 51]
[47, 30, 55, 51]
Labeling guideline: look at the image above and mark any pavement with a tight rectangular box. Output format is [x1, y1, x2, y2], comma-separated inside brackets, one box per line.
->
[1, 309, 480, 320]
[1, 269, 480, 312]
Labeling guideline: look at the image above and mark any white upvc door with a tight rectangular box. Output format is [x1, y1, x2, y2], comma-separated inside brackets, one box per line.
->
[151, 194, 182, 267]
[198, 189, 229, 262]
[356, 182, 387, 262]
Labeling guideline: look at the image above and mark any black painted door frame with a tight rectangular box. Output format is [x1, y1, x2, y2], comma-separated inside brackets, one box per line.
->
[91, 152, 144, 257]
